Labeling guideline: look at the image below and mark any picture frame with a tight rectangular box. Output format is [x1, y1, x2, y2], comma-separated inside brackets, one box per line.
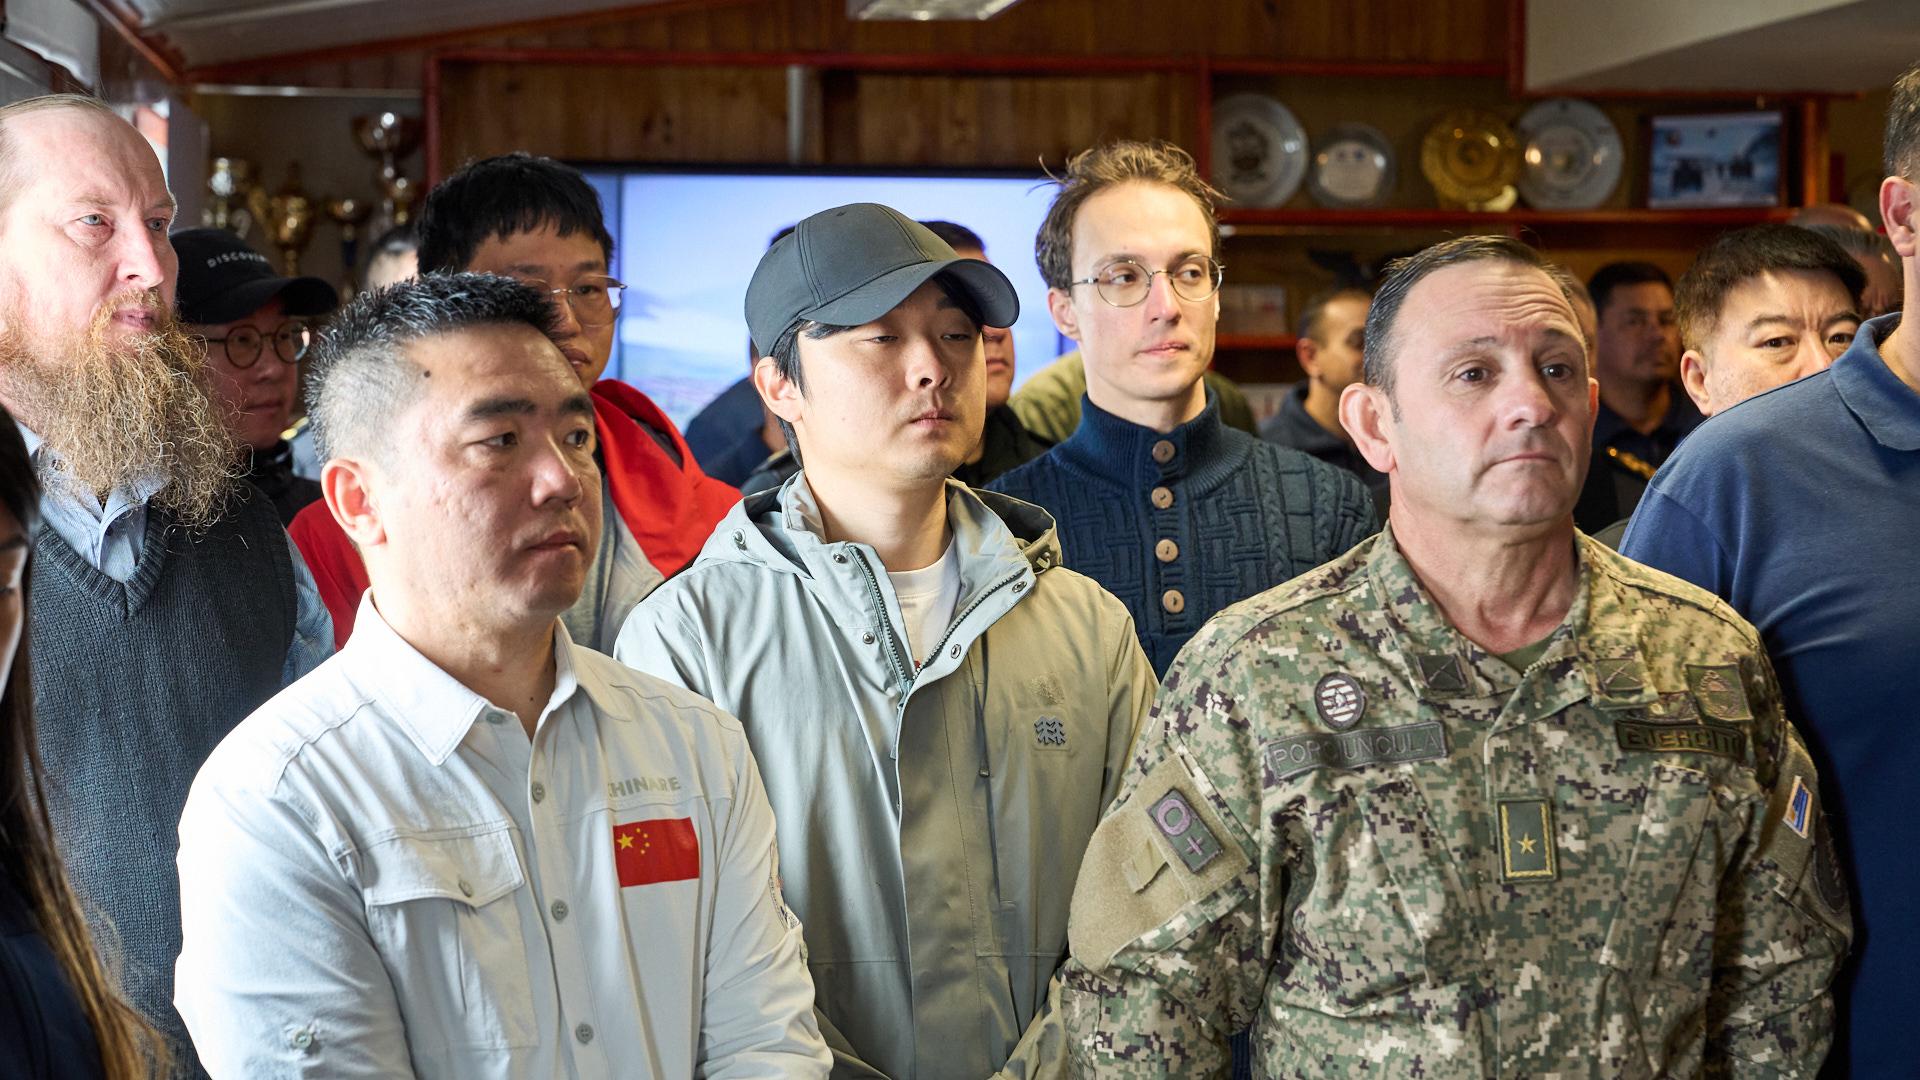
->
[1645, 110, 1785, 209]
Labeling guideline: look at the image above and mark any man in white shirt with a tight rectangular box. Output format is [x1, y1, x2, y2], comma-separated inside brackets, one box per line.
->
[174, 273, 828, 1079]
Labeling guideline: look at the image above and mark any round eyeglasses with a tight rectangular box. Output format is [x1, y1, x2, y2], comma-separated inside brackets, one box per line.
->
[517, 275, 627, 328]
[1068, 256, 1225, 308]
[201, 321, 312, 369]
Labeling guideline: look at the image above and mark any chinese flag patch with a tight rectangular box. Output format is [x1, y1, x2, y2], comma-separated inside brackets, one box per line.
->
[612, 818, 700, 887]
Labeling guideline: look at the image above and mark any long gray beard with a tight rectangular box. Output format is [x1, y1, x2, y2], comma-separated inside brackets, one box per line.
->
[0, 291, 237, 530]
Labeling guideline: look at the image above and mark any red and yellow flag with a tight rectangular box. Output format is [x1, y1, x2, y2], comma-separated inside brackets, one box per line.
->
[612, 818, 700, 887]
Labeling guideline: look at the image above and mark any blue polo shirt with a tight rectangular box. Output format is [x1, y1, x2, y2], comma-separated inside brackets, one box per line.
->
[1620, 313, 1920, 1077]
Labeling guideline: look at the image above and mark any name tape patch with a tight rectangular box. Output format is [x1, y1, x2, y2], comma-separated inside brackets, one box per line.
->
[1615, 720, 1747, 762]
[1263, 721, 1449, 782]
[1146, 790, 1222, 873]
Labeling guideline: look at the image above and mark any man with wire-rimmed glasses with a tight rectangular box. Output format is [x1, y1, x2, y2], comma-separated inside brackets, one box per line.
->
[991, 140, 1376, 677]
[174, 227, 338, 524]
[289, 152, 739, 652]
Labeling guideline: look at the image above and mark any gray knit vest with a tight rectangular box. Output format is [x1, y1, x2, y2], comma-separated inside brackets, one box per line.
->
[29, 486, 295, 1078]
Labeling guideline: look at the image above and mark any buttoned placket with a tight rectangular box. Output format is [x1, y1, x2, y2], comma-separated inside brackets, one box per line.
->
[1146, 433, 1189, 628]
[481, 689, 610, 1080]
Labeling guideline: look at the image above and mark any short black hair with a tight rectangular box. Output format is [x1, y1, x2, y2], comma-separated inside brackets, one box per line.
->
[1675, 224, 1866, 352]
[307, 272, 561, 463]
[1364, 235, 1571, 398]
[764, 273, 987, 459]
[1886, 61, 1920, 179]
[1587, 261, 1673, 317]
[1296, 286, 1371, 342]
[416, 153, 614, 275]
[920, 220, 986, 254]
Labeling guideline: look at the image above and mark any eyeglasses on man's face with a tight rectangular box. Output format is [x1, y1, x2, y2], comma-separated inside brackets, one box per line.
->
[1068, 255, 1225, 308]
[513, 275, 628, 328]
[201, 321, 311, 369]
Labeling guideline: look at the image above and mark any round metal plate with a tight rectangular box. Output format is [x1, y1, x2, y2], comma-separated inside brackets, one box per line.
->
[1421, 108, 1522, 210]
[1211, 93, 1309, 208]
[1308, 123, 1397, 208]
[1517, 98, 1624, 210]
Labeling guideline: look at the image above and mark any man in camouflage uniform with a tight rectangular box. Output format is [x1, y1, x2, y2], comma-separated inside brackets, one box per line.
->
[1060, 235, 1850, 1078]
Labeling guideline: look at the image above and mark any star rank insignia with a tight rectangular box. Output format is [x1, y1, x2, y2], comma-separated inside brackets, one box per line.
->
[1498, 798, 1557, 882]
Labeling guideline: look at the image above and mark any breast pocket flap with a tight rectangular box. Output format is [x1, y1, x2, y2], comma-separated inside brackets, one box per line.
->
[361, 827, 525, 909]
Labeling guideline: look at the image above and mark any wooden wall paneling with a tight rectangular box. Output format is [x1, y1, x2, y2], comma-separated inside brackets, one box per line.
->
[828, 70, 1193, 168]
[435, 61, 790, 170]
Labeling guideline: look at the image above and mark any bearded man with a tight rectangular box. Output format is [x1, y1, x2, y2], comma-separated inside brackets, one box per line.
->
[0, 94, 332, 1077]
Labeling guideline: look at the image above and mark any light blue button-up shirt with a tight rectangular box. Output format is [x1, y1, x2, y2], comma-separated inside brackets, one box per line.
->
[174, 597, 828, 1078]
[18, 425, 333, 680]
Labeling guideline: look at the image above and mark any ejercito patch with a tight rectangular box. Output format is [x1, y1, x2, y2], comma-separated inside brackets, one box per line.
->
[1616, 720, 1747, 762]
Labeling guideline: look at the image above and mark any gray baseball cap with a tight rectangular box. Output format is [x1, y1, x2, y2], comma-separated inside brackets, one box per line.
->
[745, 202, 1019, 357]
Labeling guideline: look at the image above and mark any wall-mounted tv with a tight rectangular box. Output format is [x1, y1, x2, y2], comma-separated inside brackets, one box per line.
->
[579, 166, 1066, 427]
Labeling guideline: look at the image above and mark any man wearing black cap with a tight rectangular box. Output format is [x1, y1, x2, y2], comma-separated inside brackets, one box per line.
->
[173, 228, 338, 524]
[616, 203, 1158, 1080]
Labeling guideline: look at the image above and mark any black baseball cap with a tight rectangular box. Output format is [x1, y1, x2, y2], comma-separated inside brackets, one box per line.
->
[745, 203, 1019, 356]
[171, 227, 339, 325]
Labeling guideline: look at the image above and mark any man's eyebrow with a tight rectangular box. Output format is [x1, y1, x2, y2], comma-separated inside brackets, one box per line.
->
[463, 396, 539, 421]
[1437, 335, 1500, 360]
[1824, 310, 1863, 328]
[503, 259, 606, 276]
[0, 535, 24, 551]
[1740, 314, 1800, 334]
[560, 393, 594, 418]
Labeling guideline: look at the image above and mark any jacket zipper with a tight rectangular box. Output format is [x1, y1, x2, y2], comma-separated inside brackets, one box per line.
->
[921, 567, 1028, 677]
[850, 548, 914, 695]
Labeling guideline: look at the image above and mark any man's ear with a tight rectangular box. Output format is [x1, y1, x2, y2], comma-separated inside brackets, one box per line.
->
[1882, 175, 1918, 259]
[1295, 336, 1323, 379]
[753, 354, 803, 426]
[322, 457, 385, 549]
[1678, 348, 1714, 417]
[1339, 382, 1396, 474]
[1046, 286, 1082, 342]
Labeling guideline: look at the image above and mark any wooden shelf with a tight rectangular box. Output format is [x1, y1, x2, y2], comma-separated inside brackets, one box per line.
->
[1216, 334, 1298, 351]
[1219, 207, 1796, 229]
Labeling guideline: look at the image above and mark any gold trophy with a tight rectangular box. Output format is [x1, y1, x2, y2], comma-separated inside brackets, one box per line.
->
[324, 196, 373, 300]
[204, 157, 257, 237]
[260, 164, 317, 276]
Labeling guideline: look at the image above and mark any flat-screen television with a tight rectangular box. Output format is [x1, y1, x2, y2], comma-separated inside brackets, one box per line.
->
[579, 166, 1067, 427]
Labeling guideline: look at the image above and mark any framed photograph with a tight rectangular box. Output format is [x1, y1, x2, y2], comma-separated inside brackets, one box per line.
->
[1646, 111, 1785, 209]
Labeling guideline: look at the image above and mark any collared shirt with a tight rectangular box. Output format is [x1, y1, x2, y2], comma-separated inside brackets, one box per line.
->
[18, 424, 333, 681]
[174, 598, 828, 1080]
[1620, 312, 1918, 1076]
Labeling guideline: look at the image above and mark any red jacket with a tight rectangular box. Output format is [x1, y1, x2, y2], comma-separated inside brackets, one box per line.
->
[290, 380, 739, 646]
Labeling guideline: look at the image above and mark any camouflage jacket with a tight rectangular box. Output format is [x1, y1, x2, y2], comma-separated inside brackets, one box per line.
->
[1061, 529, 1850, 1078]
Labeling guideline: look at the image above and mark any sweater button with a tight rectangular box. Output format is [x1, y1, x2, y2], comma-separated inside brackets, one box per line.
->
[1155, 539, 1179, 563]
[1161, 589, 1186, 614]
[1151, 439, 1176, 464]
[1150, 486, 1174, 509]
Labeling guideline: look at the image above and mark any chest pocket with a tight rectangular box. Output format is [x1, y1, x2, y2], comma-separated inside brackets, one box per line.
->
[1280, 777, 1481, 1014]
[360, 826, 539, 1051]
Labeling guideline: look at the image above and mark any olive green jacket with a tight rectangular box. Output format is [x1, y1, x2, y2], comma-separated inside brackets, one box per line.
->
[615, 476, 1157, 1079]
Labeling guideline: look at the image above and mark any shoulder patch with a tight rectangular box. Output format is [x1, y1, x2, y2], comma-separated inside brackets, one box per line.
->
[1686, 663, 1754, 723]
